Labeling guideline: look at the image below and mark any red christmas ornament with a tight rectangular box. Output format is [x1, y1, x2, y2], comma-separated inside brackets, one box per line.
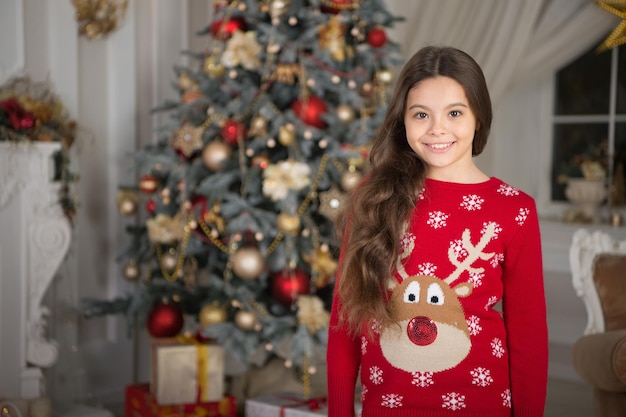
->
[210, 16, 247, 40]
[146, 301, 184, 338]
[320, 0, 358, 14]
[139, 175, 159, 194]
[367, 27, 387, 48]
[272, 269, 311, 306]
[145, 199, 156, 214]
[291, 95, 328, 129]
[221, 119, 247, 145]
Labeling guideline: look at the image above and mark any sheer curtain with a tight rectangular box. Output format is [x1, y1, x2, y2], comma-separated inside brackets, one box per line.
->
[385, 0, 618, 103]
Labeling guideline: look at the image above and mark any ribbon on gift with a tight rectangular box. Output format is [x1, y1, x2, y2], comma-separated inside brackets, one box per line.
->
[176, 334, 210, 403]
[276, 395, 327, 417]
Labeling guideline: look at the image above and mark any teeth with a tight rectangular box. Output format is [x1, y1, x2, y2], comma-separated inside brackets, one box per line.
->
[429, 143, 451, 149]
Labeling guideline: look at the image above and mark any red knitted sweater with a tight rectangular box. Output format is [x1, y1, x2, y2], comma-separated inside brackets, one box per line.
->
[327, 177, 548, 417]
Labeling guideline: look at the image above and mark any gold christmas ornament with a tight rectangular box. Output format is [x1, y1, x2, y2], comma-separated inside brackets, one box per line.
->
[278, 123, 296, 146]
[199, 303, 228, 326]
[271, 63, 300, 84]
[177, 72, 197, 91]
[267, 0, 292, 18]
[160, 250, 178, 273]
[335, 104, 355, 123]
[249, 116, 269, 137]
[173, 125, 204, 157]
[231, 247, 266, 279]
[277, 213, 301, 235]
[116, 189, 138, 216]
[71, 0, 128, 40]
[375, 68, 394, 85]
[204, 55, 226, 78]
[340, 169, 363, 192]
[234, 310, 258, 330]
[318, 16, 352, 62]
[202, 140, 233, 171]
[122, 259, 140, 281]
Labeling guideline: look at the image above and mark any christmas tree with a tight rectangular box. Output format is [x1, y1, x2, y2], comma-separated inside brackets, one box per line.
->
[84, 0, 403, 376]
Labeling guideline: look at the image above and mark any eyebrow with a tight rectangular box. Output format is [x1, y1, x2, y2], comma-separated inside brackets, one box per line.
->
[407, 102, 469, 111]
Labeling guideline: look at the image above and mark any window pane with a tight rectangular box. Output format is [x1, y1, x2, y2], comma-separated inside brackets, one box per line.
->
[551, 123, 608, 201]
[617, 45, 626, 114]
[613, 123, 626, 206]
[555, 45, 611, 115]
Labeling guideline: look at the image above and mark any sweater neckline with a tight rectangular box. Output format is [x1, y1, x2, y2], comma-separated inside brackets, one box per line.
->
[424, 176, 498, 190]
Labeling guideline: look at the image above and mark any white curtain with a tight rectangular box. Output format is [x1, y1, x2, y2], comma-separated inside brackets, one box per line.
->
[386, 0, 619, 103]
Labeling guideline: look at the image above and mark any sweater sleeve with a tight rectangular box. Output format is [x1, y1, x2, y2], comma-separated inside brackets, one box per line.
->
[501, 201, 548, 416]
[326, 278, 361, 417]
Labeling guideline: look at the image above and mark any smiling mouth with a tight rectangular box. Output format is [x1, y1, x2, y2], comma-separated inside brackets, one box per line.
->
[426, 142, 454, 150]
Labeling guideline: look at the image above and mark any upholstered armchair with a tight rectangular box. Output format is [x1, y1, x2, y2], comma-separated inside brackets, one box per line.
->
[570, 228, 626, 416]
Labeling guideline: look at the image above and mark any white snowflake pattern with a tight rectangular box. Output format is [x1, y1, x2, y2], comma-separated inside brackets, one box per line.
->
[497, 184, 520, 197]
[401, 232, 416, 252]
[361, 385, 368, 402]
[484, 296, 498, 311]
[450, 239, 468, 260]
[418, 262, 437, 276]
[441, 392, 466, 411]
[411, 372, 434, 388]
[490, 253, 504, 268]
[482, 221, 502, 239]
[369, 366, 383, 385]
[371, 319, 382, 334]
[516, 207, 530, 226]
[381, 393, 403, 408]
[361, 336, 368, 355]
[418, 189, 425, 200]
[467, 315, 482, 336]
[470, 367, 494, 387]
[468, 271, 484, 288]
[427, 211, 449, 229]
[501, 389, 512, 408]
[491, 338, 505, 358]
[460, 194, 484, 211]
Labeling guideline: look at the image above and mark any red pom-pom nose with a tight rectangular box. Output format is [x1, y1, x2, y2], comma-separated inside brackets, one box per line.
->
[407, 316, 438, 346]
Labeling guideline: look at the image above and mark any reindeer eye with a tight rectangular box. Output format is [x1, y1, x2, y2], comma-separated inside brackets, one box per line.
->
[403, 281, 420, 303]
[427, 283, 445, 305]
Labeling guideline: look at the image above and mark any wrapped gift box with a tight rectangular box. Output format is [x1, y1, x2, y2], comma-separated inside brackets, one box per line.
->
[151, 337, 224, 405]
[245, 393, 361, 417]
[124, 383, 236, 417]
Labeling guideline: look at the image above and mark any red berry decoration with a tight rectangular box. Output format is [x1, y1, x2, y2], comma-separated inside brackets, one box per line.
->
[320, 0, 358, 14]
[367, 27, 387, 48]
[210, 16, 246, 40]
[221, 120, 247, 145]
[272, 269, 311, 306]
[145, 199, 156, 214]
[291, 95, 328, 129]
[139, 175, 159, 194]
[146, 301, 184, 338]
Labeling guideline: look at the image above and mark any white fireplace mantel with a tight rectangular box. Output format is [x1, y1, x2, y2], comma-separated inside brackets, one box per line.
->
[0, 141, 71, 399]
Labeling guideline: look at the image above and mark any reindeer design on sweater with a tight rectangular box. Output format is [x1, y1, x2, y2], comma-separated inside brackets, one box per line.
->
[379, 223, 497, 373]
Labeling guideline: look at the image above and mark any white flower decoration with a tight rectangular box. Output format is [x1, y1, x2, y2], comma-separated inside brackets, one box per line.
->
[262, 159, 311, 201]
[296, 295, 329, 333]
[221, 30, 262, 70]
[146, 213, 185, 244]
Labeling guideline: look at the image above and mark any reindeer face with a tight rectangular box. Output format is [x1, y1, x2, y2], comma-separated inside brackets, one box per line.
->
[380, 275, 473, 373]
[379, 224, 498, 373]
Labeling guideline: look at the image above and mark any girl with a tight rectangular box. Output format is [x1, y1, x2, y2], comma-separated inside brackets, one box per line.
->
[327, 46, 548, 416]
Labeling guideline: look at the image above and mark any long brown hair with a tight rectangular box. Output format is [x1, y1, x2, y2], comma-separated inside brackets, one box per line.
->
[334, 46, 493, 335]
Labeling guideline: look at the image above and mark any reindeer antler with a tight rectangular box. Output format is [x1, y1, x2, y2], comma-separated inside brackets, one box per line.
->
[393, 222, 414, 285]
[444, 223, 496, 284]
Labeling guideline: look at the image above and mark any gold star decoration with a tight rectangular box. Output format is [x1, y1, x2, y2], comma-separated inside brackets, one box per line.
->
[596, 1, 626, 51]
[318, 186, 346, 220]
[172, 125, 204, 157]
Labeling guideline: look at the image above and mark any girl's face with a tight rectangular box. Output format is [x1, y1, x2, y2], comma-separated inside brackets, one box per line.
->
[404, 76, 479, 182]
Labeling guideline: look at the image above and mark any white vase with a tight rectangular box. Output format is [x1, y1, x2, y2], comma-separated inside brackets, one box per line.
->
[565, 178, 607, 222]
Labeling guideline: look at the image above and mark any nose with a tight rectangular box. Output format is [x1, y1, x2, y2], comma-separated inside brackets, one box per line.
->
[407, 316, 438, 346]
[428, 116, 446, 136]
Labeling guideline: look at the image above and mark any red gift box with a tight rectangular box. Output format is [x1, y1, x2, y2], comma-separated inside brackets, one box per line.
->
[124, 383, 236, 417]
